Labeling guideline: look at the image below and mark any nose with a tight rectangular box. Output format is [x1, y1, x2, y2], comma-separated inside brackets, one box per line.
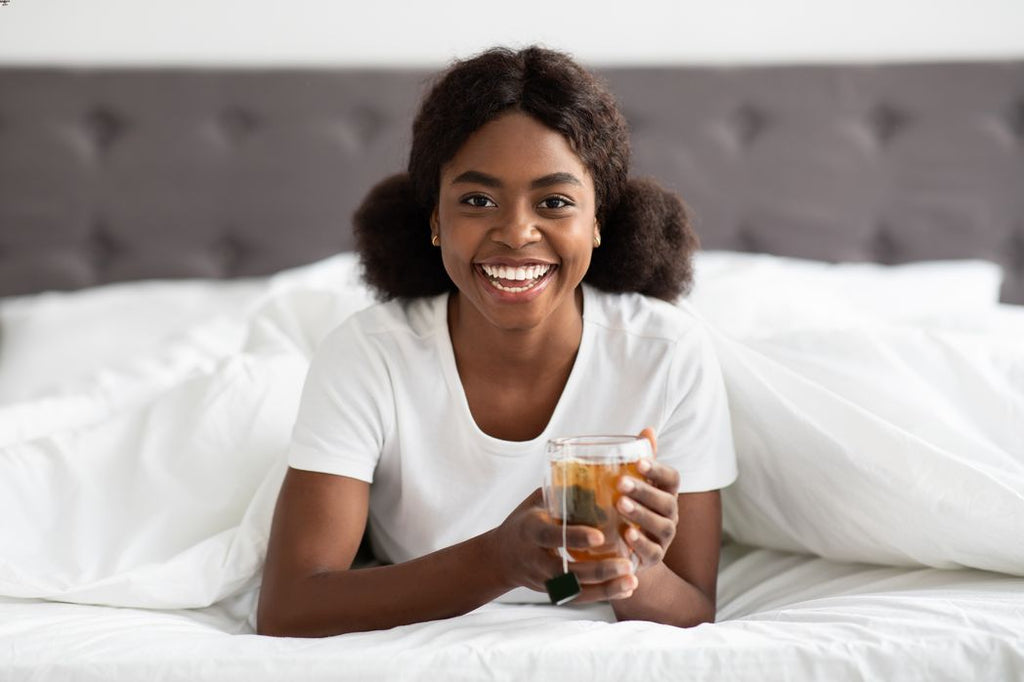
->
[492, 201, 540, 249]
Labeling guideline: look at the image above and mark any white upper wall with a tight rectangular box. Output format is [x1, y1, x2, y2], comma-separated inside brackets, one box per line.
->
[1, 0, 1022, 66]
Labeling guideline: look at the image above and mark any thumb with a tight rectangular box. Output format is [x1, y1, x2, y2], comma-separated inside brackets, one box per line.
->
[638, 427, 658, 456]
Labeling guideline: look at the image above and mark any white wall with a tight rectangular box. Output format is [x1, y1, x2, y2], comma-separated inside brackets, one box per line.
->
[0, 0, 1022, 66]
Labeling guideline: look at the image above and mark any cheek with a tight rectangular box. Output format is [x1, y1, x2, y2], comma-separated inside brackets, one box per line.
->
[577, 249, 594, 276]
[439, 247, 459, 280]
[560, 232, 595, 277]
[438, 236, 474, 287]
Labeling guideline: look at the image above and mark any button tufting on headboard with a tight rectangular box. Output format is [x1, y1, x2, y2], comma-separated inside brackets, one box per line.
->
[1008, 228, 1024, 271]
[213, 232, 250, 278]
[218, 107, 260, 146]
[866, 103, 911, 146]
[868, 223, 901, 265]
[87, 219, 121, 276]
[732, 222, 756, 253]
[327, 106, 391, 153]
[83, 107, 129, 157]
[1008, 98, 1024, 144]
[729, 104, 770, 149]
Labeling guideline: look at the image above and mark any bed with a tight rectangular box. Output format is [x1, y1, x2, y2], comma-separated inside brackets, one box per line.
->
[1, 61, 1023, 681]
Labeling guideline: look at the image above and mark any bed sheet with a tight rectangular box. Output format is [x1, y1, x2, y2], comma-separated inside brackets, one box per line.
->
[2, 544, 1022, 682]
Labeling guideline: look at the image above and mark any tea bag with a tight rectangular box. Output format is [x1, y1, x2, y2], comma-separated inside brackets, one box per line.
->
[545, 472, 581, 605]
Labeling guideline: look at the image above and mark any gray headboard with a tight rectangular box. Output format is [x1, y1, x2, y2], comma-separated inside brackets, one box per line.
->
[1, 62, 1022, 302]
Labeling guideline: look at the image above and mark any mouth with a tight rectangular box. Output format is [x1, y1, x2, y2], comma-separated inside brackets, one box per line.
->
[477, 262, 556, 294]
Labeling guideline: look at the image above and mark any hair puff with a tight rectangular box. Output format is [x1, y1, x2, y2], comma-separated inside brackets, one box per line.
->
[353, 173, 453, 300]
[584, 177, 699, 302]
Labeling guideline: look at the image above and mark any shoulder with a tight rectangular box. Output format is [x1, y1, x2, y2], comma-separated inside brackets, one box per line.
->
[582, 284, 704, 345]
[318, 294, 447, 351]
[297, 294, 448, 417]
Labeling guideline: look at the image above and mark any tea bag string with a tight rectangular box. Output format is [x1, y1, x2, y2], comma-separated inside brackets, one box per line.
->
[560, 463, 569, 574]
[544, 454, 581, 605]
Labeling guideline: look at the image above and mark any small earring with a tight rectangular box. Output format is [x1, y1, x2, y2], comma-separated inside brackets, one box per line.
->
[431, 234, 440, 247]
[593, 232, 601, 248]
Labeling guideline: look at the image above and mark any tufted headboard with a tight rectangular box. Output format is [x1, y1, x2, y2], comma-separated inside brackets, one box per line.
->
[1, 62, 1022, 302]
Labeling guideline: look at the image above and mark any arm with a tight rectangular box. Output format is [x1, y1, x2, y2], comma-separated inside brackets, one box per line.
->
[610, 488, 722, 627]
[607, 429, 723, 627]
[257, 467, 505, 637]
[257, 467, 639, 637]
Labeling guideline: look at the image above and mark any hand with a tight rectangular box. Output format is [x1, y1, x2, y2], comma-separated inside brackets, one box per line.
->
[489, 489, 639, 602]
[617, 428, 681, 572]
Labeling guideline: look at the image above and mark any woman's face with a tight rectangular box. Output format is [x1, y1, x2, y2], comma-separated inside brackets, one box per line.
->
[433, 112, 599, 334]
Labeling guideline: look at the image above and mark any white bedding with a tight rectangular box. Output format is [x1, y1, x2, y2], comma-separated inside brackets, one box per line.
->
[1, 251, 1022, 679]
[3, 545, 1022, 682]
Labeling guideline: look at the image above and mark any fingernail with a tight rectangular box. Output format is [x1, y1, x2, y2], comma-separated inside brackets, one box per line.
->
[638, 458, 652, 474]
[625, 527, 640, 543]
[618, 498, 635, 513]
[589, 532, 604, 547]
[618, 477, 635, 493]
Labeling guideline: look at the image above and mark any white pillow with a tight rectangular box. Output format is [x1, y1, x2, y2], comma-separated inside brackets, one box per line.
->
[690, 252, 1005, 338]
[0, 279, 265, 404]
[0, 252, 368, 405]
[715, 309, 1024, 576]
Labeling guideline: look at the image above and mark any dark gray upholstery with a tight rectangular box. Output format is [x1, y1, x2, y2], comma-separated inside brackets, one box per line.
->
[1, 62, 1022, 301]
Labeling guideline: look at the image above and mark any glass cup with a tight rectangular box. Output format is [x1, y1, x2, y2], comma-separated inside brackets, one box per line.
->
[543, 434, 652, 561]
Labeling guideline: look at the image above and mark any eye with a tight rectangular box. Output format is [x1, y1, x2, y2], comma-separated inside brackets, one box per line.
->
[539, 196, 574, 210]
[461, 194, 496, 208]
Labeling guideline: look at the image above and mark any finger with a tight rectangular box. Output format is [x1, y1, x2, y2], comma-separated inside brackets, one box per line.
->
[535, 554, 576, 590]
[623, 525, 666, 568]
[569, 557, 634, 586]
[530, 516, 605, 552]
[575, 574, 639, 603]
[617, 495, 677, 548]
[537, 559, 635, 601]
[635, 458, 680, 494]
[618, 475, 679, 520]
[638, 427, 658, 456]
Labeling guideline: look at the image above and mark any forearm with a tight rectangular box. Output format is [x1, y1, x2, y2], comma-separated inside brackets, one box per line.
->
[258, 529, 510, 637]
[609, 561, 716, 628]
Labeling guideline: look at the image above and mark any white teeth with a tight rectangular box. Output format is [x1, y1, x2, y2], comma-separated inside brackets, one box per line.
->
[481, 263, 551, 281]
[479, 263, 553, 293]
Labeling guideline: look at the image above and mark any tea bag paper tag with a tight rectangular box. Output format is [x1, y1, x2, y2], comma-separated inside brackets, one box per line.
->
[545, 572, 581, 606]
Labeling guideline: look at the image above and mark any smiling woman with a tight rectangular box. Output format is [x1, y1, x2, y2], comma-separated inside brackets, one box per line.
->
[256, 45, 736, 637]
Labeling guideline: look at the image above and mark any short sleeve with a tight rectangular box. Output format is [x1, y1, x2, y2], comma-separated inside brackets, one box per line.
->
[656, 325, 737, 494]
[287, 316, 393, 482]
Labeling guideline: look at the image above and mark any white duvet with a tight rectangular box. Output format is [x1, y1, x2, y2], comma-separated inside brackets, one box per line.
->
[0, 252, 1022, 669]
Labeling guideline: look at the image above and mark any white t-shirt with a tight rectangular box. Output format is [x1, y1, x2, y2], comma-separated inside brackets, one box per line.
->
[288, 284, 737, 600]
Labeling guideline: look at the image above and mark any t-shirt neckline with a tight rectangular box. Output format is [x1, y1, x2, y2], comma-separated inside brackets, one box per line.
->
[434, 284, 595, 455]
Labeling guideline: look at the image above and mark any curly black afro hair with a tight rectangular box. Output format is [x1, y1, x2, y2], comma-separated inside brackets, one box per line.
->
[587, 177, 699, 301]
[353, 46, 698, 303]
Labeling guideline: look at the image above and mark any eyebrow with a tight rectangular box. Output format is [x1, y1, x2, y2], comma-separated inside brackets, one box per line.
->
[450, 170, 583, 189]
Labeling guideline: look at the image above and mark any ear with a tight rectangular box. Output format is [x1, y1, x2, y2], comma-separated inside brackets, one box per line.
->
[593, 221, 601, 248]
[430, 207, 440, 238]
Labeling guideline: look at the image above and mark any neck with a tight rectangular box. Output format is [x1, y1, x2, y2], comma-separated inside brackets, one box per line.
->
[448, 287, 585, 379]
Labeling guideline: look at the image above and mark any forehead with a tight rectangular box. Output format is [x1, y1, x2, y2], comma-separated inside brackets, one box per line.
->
[442, 112, 591, 182]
